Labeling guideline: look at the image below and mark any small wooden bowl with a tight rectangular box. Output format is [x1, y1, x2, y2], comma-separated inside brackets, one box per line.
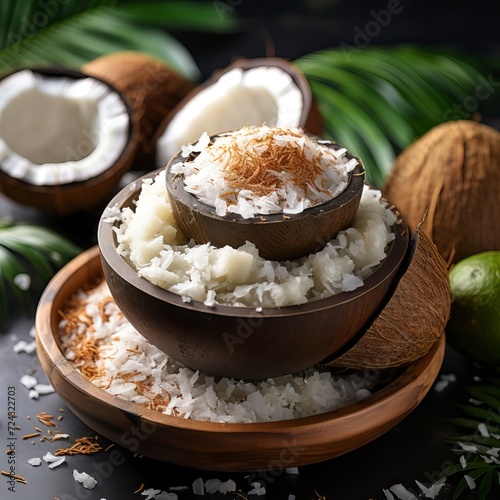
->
[35, 245, 445, 471]
[98, 170, 410, 380]
[0, 67, 138, 216]
[166, 138, 365, 261]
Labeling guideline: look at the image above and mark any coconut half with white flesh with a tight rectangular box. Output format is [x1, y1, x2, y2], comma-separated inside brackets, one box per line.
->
[154, 57, 323, 168]
[0, 67, 138, 215]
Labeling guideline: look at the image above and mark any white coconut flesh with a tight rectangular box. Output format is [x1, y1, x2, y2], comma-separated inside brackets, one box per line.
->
[0, 69, 129, 186]
[156, 65, 304, 168]
[172, 126, 359, 218]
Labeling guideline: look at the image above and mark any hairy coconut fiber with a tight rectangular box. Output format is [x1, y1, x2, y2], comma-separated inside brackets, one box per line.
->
[383, 120, 500, 267]
[83, 51, 193, 163]
[331, 227, 451, 369]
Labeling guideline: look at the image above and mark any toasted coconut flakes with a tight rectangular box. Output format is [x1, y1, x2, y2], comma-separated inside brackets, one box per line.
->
[55, 436, 102, 456]
[22, 432, 40, 440]
[173, 126, 357, 218]
[1, 470, 26, 483]
[134, 483, 145, 494]
[36, 411, 57, 427]
[58, 280, 380, 423]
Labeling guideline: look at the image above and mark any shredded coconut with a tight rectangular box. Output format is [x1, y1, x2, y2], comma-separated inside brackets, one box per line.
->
[73, 469, 97, 489]
[172, 126, 358, 218]
[110, 169, 396, 308]
[58, 280, 380, 424]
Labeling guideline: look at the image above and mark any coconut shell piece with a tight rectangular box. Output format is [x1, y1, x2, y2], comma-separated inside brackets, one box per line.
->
[0, 66, 138, 216]
[330, 227, 451, 369]
[153, 57, 323, 167]
[383, 120, 500, 266]
[83, 51, 194, 164]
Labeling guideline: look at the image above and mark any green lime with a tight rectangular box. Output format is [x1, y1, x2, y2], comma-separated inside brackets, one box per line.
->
[447, 251, 500, 367]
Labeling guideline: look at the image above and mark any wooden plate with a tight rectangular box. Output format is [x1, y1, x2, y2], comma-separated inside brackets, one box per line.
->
[35, 246, 445, 472]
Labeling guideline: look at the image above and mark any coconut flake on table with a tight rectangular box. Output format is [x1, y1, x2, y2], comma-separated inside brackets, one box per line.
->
[58, 280, 381, 424]
[170, 126, 358, 219]
[73, 469, 97, 489]
[111, 169, 396, 308]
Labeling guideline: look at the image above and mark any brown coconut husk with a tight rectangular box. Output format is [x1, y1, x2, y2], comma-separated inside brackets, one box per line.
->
[383, 120, 500, 267]
[83, 51, 194, 165]
[331, 226, 451, 369]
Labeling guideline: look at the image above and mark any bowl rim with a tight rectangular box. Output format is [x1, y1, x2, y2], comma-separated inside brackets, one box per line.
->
[0, 65, 138, 191]
[35, 244, 445, 435]
[97, 169, 410, 319]
[165, 135, 366, 226]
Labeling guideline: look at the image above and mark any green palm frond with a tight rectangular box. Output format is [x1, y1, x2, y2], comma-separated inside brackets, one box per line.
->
[0, 0, 239, 80]
[296, 46, 496, 187]
[440, 383, 500, 499]
[0, 220, 81, 329]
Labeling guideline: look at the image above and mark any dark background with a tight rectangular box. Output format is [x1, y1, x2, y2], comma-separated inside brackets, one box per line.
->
[1, 1, 499, 499]
[174, 0, 500, 79]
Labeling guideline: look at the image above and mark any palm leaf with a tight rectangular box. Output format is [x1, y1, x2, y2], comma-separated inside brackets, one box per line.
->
[0, 221, 81, 329]
[296, 46, 495, 187]
[0, 0, 239, 80]
[440, 382, 500, 499]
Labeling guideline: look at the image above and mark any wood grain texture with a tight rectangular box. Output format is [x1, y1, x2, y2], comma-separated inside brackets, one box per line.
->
[97, 171, 409, 379]
[35, 245, 444, 471]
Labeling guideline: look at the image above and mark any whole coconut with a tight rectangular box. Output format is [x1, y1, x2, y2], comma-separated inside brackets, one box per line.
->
[83, 51, 194, 165]
[383, 120, 500, 267]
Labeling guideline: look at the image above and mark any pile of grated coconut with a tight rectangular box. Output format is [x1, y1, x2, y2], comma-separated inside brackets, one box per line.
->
[59, 281, 380, 423]
[171, 126, 358, 218]
[106, 170, 397, 308]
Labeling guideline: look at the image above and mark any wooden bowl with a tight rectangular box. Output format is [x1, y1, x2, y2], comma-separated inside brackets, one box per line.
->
[0, 67, 138, 216]
[98, 170, 410, 380]
[35, 245, 445, 472]
[166, 138, 365, 261]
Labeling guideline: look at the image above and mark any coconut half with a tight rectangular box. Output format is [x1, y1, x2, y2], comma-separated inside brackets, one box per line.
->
[0, 69, 129, 185]
[0, 67, 137, 215]
[154, 57, 323, 168]
[330, 226, 451, 369]
[83, 51, 194, 165]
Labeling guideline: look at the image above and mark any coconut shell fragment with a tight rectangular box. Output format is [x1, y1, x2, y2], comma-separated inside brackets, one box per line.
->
[330, 227, 451, 369]
[83, 51, 194, 164]
[383, 120, 500, 266]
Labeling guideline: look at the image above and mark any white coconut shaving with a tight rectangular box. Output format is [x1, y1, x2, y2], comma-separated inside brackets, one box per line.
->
[110, 169, 396, 308]
[73, 469, 97, 489]
[171, 126, 358, 218]
[58, 281, 380, 424]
